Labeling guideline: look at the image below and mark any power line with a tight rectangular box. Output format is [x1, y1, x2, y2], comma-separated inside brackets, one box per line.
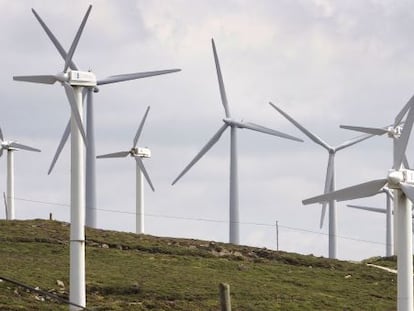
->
[12, 196, 386, 247]
[14, 197, 69, 207]
[0, 275, 88, 310]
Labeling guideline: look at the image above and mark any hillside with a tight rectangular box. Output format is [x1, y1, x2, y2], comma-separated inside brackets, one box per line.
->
[0, 219, 397, 310]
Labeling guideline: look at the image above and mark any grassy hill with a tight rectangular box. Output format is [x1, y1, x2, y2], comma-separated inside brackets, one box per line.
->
[0, 219, 397, 310]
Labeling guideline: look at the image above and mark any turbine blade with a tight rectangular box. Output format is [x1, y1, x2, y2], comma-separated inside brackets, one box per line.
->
[303, 179, 388, 205]
[63, 82, 87, 145]
[394, 103, 414, 169]
[82, 87, 89, 102]
[48, 120, 70, 175]
[269, 102, 330, 150]
[320, 154, 335, 228]
[383, 187, 394, 200]
[395, 95, 414, 127]
[234, 121, 303, 142]
[403, 155, 410, 169]
[212, 39, 231, 118]
[319, 204, 327, 229]
[3, 192, 8, 219]
[347, 204, 387, 214]
[339, 125, 388, 136]
[133, 106, 150, 148]
[97, 151, 130, 159]
[0, 127, 4, 141]
[9, 142, 41, 152]
[172, 123, 228, 185]
[399, 182, 414, 203]
[97, 69, 181, 85]
[13, 75, 57, 84]
[31, 8, 78, 70]
[335, 133, 374, 152]
[135, 157, 155, 192]
[63, 5, 92, 72]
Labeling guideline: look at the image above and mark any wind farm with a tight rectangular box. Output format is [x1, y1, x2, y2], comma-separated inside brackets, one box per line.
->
[3, 1, 414, 310]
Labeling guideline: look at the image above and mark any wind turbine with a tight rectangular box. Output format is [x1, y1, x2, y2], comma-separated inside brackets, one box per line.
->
[172, 39, 303, 245]
[97, 106, 154, 234]
[339, 100, 412, 256]
[346, 188, 394, 256]
[13, 6, 93, 309]
[268, 102, 373, 259]
[303, 96, 414, 311]
[22, 7, 180, 229]
[0, 127, 41, 220]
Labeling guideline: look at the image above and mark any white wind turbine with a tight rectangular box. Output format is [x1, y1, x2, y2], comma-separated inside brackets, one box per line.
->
[0, 127, 41, 220]
[97, 106, 154, 234]
[346, 188, 394, 256]
[303, 96, 414, 311]
[269, 102, 373, 259]
[26, 7, 180, 229]
[13, 6, 93, 309]
[339, 101, 412, 256]
[172, 39, 303, 245]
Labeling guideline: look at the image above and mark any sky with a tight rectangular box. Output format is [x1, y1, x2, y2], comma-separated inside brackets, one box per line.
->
[1, 0, 414, 261]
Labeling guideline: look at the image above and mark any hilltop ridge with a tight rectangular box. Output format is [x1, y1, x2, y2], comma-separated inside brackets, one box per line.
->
[0, 219, 396, 310]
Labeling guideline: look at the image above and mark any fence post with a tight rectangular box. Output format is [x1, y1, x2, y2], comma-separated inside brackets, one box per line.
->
[219, 282, 231, 311]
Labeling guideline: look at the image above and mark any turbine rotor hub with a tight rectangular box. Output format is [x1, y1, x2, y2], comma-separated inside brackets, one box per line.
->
[387, 169, 414, 188]
[387, 126, 402, 138]
[223, 117, 233, 125]
[223, 118, 244, 128]
[1, 141, 11, 149]
[56, 72, 69, 83]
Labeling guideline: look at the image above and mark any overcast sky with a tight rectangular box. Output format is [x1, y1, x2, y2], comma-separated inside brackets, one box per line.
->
[1, 0, 414, 261]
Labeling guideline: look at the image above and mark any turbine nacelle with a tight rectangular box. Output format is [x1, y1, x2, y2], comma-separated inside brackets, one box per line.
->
[223, 118, 241, 127]
[67, 70, 97, 87]
[130, 147, 151, 158]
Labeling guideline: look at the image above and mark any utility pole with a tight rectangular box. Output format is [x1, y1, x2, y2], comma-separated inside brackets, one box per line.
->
[276, 220, 279, 251]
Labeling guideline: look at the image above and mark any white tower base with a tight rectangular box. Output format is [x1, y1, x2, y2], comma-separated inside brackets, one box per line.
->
[69, 86, 86, 310]
[7, 150, 14, 220]
[136, 166, 144, 234]
[396, 189, 413, 311]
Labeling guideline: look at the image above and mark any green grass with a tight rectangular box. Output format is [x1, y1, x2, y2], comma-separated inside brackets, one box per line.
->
[0, 219, 398, 310]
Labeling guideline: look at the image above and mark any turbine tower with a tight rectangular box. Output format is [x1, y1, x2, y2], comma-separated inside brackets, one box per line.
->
[269, 102, 373, 259]
[97, 106, 154, 234]
[27, 7, 180, 229]
[0, 127, 41, 220]
[346, 188, 394, 256]
[303, 96, 414, 311]
[13, 6, 92, 310]
[172, 39, 303, 245]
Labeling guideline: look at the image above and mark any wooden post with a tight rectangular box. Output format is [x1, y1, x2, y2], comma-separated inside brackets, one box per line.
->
[49, 213, 53, 221]
[219, 283, 231, 311]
